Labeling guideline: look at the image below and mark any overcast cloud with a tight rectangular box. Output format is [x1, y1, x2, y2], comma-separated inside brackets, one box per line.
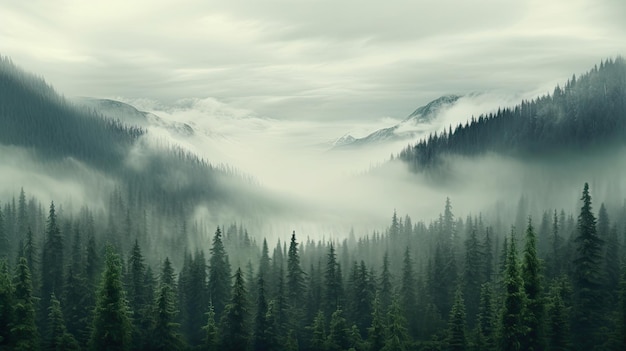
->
[2, 0, 625, 121]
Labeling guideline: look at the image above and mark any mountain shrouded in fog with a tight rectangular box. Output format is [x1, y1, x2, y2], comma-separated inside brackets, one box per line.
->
[3, 55, 626, 351]
[399, 57, 626, 171]
[0, 56, 270, 219]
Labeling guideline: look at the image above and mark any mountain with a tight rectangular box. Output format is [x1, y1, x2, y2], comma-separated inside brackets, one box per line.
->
[398, 57, 626, 171]
[332, 94, 460, 149]
[0, 56, 266, 217]
[73, 97, 195, 137]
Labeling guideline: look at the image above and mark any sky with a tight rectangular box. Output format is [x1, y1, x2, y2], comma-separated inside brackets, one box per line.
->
[2, 0, 625, 122]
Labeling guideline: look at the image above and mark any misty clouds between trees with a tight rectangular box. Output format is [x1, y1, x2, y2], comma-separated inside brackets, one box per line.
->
[0, 182, 625, 351]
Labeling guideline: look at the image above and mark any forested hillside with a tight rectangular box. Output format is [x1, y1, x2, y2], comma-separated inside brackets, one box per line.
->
[0, 56, 265, 219]
[1, 183, 625, 350]
[399, 57, 626, 171]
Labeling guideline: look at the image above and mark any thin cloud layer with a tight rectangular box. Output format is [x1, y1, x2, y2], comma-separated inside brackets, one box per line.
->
[1, 0, 624, 121]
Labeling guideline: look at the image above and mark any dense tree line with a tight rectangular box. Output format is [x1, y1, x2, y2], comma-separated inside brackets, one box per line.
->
[1, 183, 626, 350]
[399, 57, 626, 170]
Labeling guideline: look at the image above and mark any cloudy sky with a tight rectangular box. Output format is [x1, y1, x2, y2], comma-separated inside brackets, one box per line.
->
[2, 0, 625, 121]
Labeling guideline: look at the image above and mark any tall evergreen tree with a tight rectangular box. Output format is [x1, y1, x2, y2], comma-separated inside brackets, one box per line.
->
[572, 183, 605, 350]
[547, 285, 570, 351]
[0, 209, 7, 259]
[309, 310, 327, 351]
[89, 246, 132, 351]
[41, 202, 64, 314]
[253, 274, 270, 351]
[203, 304, 218, 351]
[464, 227, 482, 328]
[45, 294, 80, 351]
[367, 294, 386, 351]
[0, 259, 15, 348]
[400, 247, 418, 338]
[126, 239, 149, 349]
[384, 297, 409, 351]
[499, 230, 526, 351]
[379, 251, 393, 316]
[12, 256, 38, 351]
[327, 309, 350, 351]
[476, 283, 496, 351]
[286, 231, 305, 330]
[150, 284, 184, 351]
[220, 267, 249, 351]
[209, 227, 231, 319]
[447, 289, 467, 351]
[325, 244, 343, 317]
[521, 218, 545, 351]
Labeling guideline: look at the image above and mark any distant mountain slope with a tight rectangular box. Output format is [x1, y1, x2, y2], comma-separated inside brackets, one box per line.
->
[333, 95, 460, 149]
[0, 56, 262, 214]
[398, 58, 626, 171]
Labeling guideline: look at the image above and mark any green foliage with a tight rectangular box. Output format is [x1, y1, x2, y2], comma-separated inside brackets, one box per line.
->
[0, 259, 15, 347]
[12, 257, 39, 351]
[41, 202, 64, 314]
[327, 309, 350, 351]
[572, 183, 605, 350]
[203, 304, 218, 351]
[384, 298, 409, 351]
[89, 246, 132, 351]
[209, 227, 231, 318]
[45, 294, 80, 351]
[499, 230, 526, 351]
[150, 284, 185, 351]
[220, 267, 249, 351]
[446, 289, 467, 351]
[521, 218, 545, 351]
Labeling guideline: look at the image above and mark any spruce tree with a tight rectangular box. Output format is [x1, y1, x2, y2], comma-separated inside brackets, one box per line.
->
[150, 284, 184, 351]
[547, 285, 570, 351]
[521, 218, 545, 351]
[89, 246, 132, 351]
[0, 259, 14, 348]
[0, 209, 7, 259]
[327, 309, 350, 351]
[220, 267, 249, 351]
[379, 251, 393, 316]
[203, 304, 218, 351]
[325, 243, 343, 317]
[209, 226, 231, 319]
[384, 297, 409, 351]
[572, 183, 604, 350]
[12, 256, 38, 351]
[400, 247, 418, 338]
[41, 202, 64, 315]
[309, 310, 327, 351]
[476, 283, 496, 351]
[253, 274, 270, 351]
[367, 294, 386, 351]
[499, 230, 525, 351]
[447, 288, 467, 351]
[45, 294, 80, 351]
[286, 231, 305, 329]
[464, 227, 482, 328]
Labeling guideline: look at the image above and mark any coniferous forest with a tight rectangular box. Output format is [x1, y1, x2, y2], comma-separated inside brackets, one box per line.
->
[1, 182, 626, 351]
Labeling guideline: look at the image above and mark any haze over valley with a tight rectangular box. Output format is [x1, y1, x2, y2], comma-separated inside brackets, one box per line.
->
[2, 1, 626, 350]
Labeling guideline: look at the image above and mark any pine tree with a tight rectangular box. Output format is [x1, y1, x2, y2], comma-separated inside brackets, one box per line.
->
[89, 246, 132, 351]
[209, 227, 231, 319]
[367, 294, 386, 351]
[447, 289, 467, 351]
[41, 202, 64, 314]
[476, 283, 496, 351]
[181, 250, 208, 347]
[45, 294, 80, 351]
[309, 310, 327, 351]
[325, 243, 343, 317]
[0, 209, 7, 259]
[605, 225, 621, 304]
[464, 227, 482, 328]
[220, 267, 249, 351]
[203, 304, 218, 351]
[12, 256, 38, 351]
[327, 309, 350, 351]
[499, 230, 526, 351]
[384, 297, 409, 351]
[521, 218, 545, 351]
[23, 227, 39, 293]
[253, 274, 270, 351]
[0, 259, 15, 347]
[287, 231, 305, 330]
[547, 285, 570, 351]
[150, 284, 184, 351]
[127, 239, 149, 349]
[380, 251, 393, 316]
[572, 183, 604, 350]
[400, 247, 418, 338]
